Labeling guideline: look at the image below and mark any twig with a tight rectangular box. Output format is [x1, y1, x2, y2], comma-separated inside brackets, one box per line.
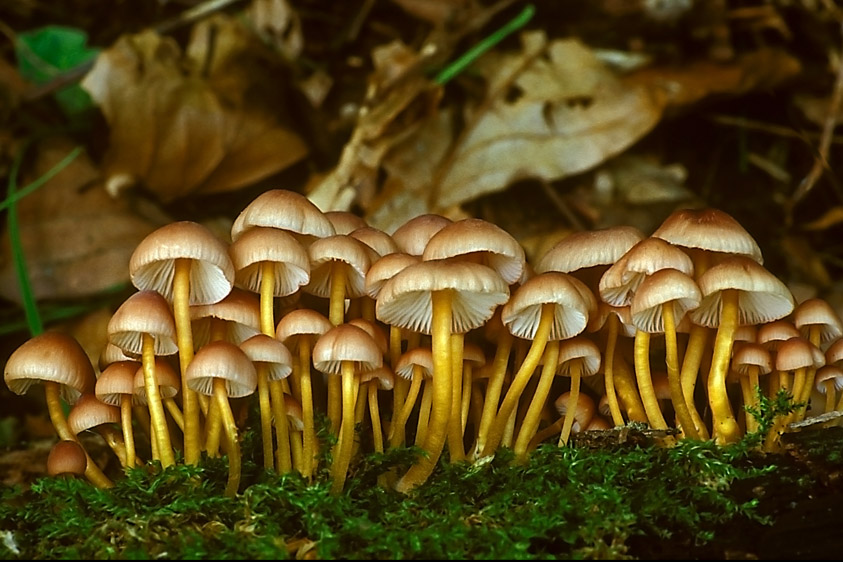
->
[789, 20, 843, 212]
[710, 114, 843, 143]
[23, 0, 247, 102]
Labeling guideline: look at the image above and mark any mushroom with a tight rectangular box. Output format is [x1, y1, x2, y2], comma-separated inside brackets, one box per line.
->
[96, 361, 141, 467]
[68, 394, 127, 468]
[4, 332, 112, 488]
[814, 364, 843, 415]
[390, 346, 434, 448]
[791, 298, 843, 420]
[554, 337, 602, 447]
[527, 391, 597, 450]
[730, 343, 773, 433]
[390, 213, 452, 257]
[129, 221, 235, 465]
[47, 440, 88, 479]
[184, 341, 257, 496]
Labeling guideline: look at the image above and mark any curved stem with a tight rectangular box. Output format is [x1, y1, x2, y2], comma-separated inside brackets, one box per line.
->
[679, 325, 711, 440]
[204, 398, 222, 457]
[256, 364, 273, 470]
[397, 290, 453, 494]
[45, 382, 113, 488]
[739, 371, 758, 434]
[558, 363, 582, 446]
[298, 338, 316, 479]
[603, 314, 625, 427]
[633, 329, 668, 430]
[174, 258, 200, 464]
[389, 368, 422, 448]
[330, 361, 357, 495]
[513, 340, 560, 462]
[664, 303, 699, 440]
[447, 332, 465, 462]
[269, 379, 292, 473]
[708, 289, 741, 445]
[214, 378, 241, 497]
[143, 333, 175, 466]
[823, 381, 836, 414]
[481, 304, 553, 458]
[461, 364, 473, 434]
[120, 395, 135, 469]
[259, 262, 277, 471]
[472, 331, 513, 458]
[613, 353, 648, 423]
[327, 263, 347, 435]
[415, 380, 432, 446]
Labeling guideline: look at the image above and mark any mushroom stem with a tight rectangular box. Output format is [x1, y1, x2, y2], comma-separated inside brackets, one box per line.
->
[270, 379, 292, 473]
[330, 361, 357, 495]
[513, 340, 560, 462]
[327, 262, 347, 434]
[664, 303, 700, 440]
[794, 325, 822, 422]
[823, 380, 837, 414]
[461, 363, 473, 434]
[558, 362, 582, 446]
[481, 303, 554, 458]
[258, 262, 276, 471]
[633, 329, 669, 431]
[708, 288, 741, 445]
[679, 325, 711, 440]
[143, 333, 175, 466]
[397, 290, 453, 494]
[415, 380, 432, 446]
[389, 366, 423, 448]
[448, 333, 465, 462]
[120, 395, 135, 468]
[472, 331, 513, 459]
[204, 399, 222, 457]
[174, 258, 201, 464]
[602, 314, 625, 427]
[298, 339, 316, 479]
[214, 378, 241, 497]
[44, 382, 113, 488]
[390, 326, 407, 429]
[739, 367, 760, 434]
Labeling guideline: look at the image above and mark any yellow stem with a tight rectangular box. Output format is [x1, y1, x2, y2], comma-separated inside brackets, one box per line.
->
[298, 339, 316, 479]
[461, 365, 473, 434]
[143, 333, 175, 466]
[559, 363, 582, 446]
[259, 262, 277, 471]
[679, 325, 711, 440]
[214, 378, 241, 497]
[473, 332, 513, 459]
[120, 395, 135, 469]
[513, 340, 560, 463]
[664, 303, 699, 440]
[330, 361, 357, 495]
[389, 367, 423, 448]
[448, 332, 465, 462]
[205, 397, 222, 457]
[603, 314, 625, 427]
[633, 330, 668, 430]
[174, 258, 200, 464]
[270, 378, 292, 473]
[257, 365, 274, 471]
[328, 263, 347, 434]
[613, 353, 648, 423]
[415, 380, 432, 446]
[708, 289, 741, 445]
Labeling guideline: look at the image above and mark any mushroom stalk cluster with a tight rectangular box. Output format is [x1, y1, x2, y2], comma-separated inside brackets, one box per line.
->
[6, 193, 843, 496]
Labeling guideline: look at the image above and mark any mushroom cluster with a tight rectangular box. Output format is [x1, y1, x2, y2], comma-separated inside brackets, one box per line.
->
[5, 190, 842, 496]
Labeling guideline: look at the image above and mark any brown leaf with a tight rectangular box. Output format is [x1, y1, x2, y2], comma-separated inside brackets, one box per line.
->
[0, 138, 164, 303]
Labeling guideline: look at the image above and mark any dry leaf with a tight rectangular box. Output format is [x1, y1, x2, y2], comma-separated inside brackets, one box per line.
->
[81, 17, 308, 202]
[803, 206, 843, 231]
[0, 138, 164, 302]
[246, 0, 304, 60]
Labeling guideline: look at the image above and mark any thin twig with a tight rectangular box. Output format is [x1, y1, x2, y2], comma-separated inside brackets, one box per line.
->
[789, 21, 843, 210]
[23, 0, 247, 102]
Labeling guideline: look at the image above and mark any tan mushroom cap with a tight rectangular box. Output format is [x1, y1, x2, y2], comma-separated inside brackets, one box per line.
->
[394, 347, 435, 380]
[554, 391, 596, 432]
[585, 416, 611, 431]
[651, 207, 764, 265]
[731, 343, 773, 376]
[586, 302, 636, 337]
[690, 257, 794, 328]
[815, 365, 843, 393]
[775, 337, 822, 372]
[230, 189, 336, 243]
[350, 226, 399, 259]
[825, 337, 843, 366]
[96, 361, 138, 406]
[284, 395, 305, 431]
[629, 268, 701, 334]
[422, 218, 526, 285]
[376, 259, 509, 335]
[501, 272, 589, 341]
[133, 359, 181, 403]
[275, 308, 332, 345]
[793, 298, 843, 346]
[312, 323, 383, 376]
[599, 237, 694, 307]
[365, 252, 420, 299]
[390, 214, 452, 257]
[47, 440, 88, 477]
[305, 234, 372, 299]
[190, 287, 261, 347]
[4, 332, 95, 404]
[325, 210, 367, 235]
[239, 334, 293, 381]
[68, 394, 120, 434]
[129, 221, 235, 305]
[556, 337, 602, 377]
[535, 225, 646, 275]
[360, 365, 396, 390]
[184, 340, 257, 398]
[347, 318, 389, 356]
[98, 343, 136, 371]
[757, 319, 801, 352]
[229, 227, 310, 297]
[107, 290, 178, 357]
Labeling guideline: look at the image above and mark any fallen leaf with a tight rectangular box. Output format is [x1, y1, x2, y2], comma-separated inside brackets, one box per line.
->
[0, 138, 164, 303]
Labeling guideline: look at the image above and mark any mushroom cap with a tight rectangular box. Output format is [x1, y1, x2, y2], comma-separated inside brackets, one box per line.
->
[47, 440, 88, 477]
[422, 218, 526, 285]
[68, 394, 120, 434]
[190, 287, 261, 347]
[690, 257, 794, 328]
[312, 323, 383, 376]
[284, 395, 305, 431]
[350, 226, 399, 259]
[95, 361, 138, 405]
[347, 318, 389, 356]
[304, 234, 372, 299]
[629, 268, 701, 333]
[230, 189, 336, 243]
[757, 319, 801, 352]
[556, 337, 602, 377]
[129, 221, 235, 305]
[394, 347, 434, 380]
[133, 358, 181, 402]
[463, 343, 486, 368]
[501, 272, 589, 341]
[585, 416, 611, 431]
[359, 365, 395, 390]
[554, 391, 596, 432]
[229, 227, 311, 297]
[586, 302, 636, 336]
[651, 207, 764, 264]
[731, 343, 773, 376]
[325, 210, 367, 235]
[390, 213, 452, 256]
[536, 225, 645, 274]
[815, 365, 843, 393]
[376, 259, 509, 335]
[184, 341, 257, 398]
[107, 290, 178, 357]
[98, 343, 136, 371]
[598, 237, 694, 307]
[275, 308, 332, 345]
[775, 337, 823, 372]
[825, 337, 843, 366]
[793, 298, 843, 346]
[239, 334, 293, 381]
[365, 252, 420, 299]
[4, 332, 95, 404]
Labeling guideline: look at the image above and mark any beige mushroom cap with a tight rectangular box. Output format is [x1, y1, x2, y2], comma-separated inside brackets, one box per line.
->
[231, 189, 335, 243]
[184, 340, 257, 398]
[536, 225, 645, 274]
[240, 334, 293, 381]
[68, 394, 120, 434]
[229, 227, 310, 297]
[190, 287, 261, 347]
[107, 290, 178, 357]
[47, 440, 88, 477]
[501, 272, 589, 341]
[133, 359, 181, 403]
[312, 323, 383, 376]
[95, 361, 138, 406]
[391, 214, 452, 257]
[305, 234, 372, 299]
[630, 268, 701, 334]
[394, 347, 434, 380]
